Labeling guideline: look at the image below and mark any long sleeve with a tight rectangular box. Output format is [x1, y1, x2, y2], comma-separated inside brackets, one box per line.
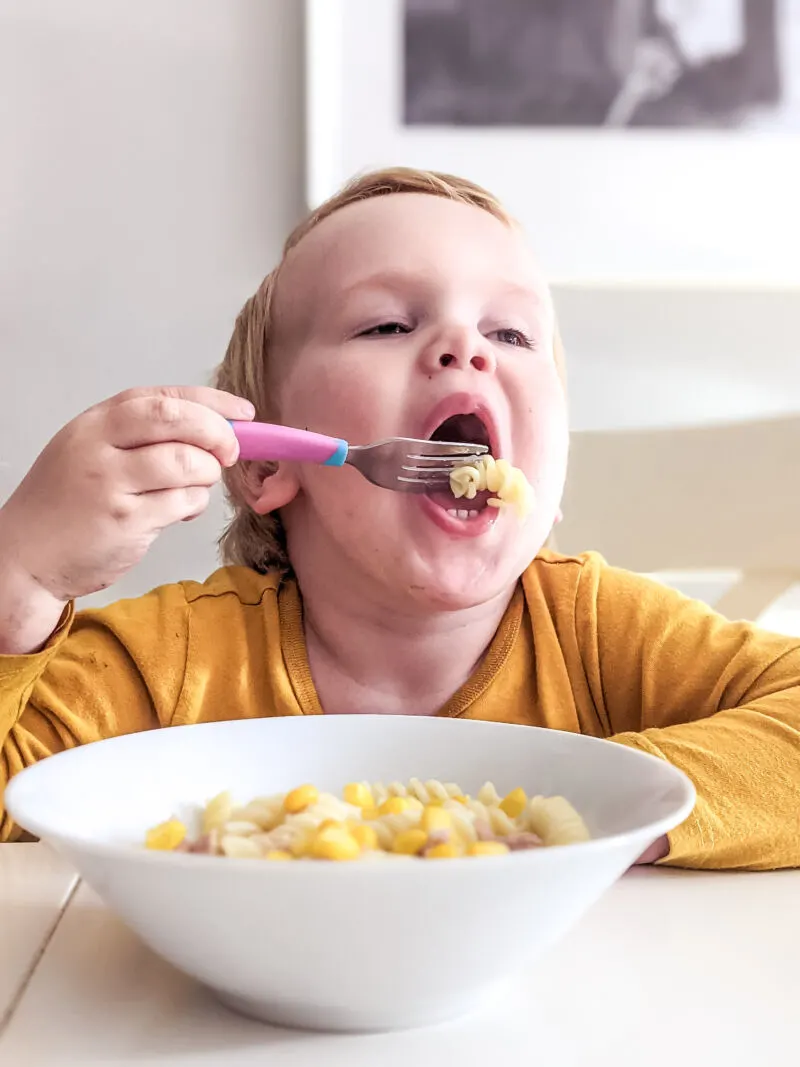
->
[0, 583, 191, 841]
[575, 557, 800, 870]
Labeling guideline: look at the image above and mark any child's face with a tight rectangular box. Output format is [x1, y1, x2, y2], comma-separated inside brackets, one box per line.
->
[269, 194, 568, 610]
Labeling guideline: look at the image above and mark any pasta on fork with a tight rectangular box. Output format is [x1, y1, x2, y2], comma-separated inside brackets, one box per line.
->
[450, 457, 535, 518]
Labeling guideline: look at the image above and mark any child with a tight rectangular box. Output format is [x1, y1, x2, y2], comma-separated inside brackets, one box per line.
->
[1, 167, 798, 869]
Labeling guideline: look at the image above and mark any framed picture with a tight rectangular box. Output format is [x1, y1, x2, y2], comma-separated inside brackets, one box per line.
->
[305, 0, 800, 285]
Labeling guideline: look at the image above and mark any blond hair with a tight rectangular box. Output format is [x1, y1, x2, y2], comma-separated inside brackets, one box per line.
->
[214, 166, 564, 573]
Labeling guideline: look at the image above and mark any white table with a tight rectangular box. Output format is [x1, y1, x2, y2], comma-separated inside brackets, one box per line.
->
[0, 843, 78, 1031]
[1, 844, 798, 1066]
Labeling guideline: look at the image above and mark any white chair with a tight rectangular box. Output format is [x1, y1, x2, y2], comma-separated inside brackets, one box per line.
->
[556, 416, 800, 621]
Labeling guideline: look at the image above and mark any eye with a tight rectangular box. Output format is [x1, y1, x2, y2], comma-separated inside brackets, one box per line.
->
[493, 328, 535, 349]
[359, 322, 411, 337]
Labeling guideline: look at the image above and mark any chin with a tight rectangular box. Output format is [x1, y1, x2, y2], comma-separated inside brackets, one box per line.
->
[398, 546, 532, 612]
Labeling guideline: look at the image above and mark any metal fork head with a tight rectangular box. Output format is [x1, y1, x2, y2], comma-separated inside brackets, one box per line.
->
[399, 439, 489, 492]
[347, 436, 489, 493]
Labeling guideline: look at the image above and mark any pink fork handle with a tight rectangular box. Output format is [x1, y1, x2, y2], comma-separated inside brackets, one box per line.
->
[230, 421, 349, 466]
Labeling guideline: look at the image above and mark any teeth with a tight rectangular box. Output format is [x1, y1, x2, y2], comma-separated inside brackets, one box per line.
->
[446, 508, 480, 521]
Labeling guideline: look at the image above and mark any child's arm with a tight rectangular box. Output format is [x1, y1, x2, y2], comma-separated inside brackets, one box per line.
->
[0, 385, 253, 838]
[576, 557, 800, 870]
[0, 581, 192, 840]
[0, 385, 249, 656]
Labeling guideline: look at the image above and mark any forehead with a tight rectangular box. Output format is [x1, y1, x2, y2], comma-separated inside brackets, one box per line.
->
[276, 193, 549, 315]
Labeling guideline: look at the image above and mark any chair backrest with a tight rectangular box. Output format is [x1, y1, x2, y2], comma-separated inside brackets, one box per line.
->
[556, 416, 800, 575]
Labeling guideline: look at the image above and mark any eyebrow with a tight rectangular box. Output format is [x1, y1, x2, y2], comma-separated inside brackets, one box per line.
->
[339, 269, 544, 306]
[339, 269, 433, 299]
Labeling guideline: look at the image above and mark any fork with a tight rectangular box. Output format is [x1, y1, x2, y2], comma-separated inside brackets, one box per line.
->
[230, 421, 488, 493]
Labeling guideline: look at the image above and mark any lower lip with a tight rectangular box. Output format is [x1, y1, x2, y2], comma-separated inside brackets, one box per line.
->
[417, 494, 500, 537]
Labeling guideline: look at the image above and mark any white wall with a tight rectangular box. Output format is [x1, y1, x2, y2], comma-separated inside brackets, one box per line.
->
[0, 0, 305, 604]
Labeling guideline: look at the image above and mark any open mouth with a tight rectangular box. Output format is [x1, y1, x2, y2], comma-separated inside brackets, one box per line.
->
[426, 413, 493, 520]
[429, 413, 491, 453]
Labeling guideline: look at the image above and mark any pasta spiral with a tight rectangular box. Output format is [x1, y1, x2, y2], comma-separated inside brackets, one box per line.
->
[450, 456, 535, 518]
[369, 778, 463, 805]
[524, 796, 591, 847]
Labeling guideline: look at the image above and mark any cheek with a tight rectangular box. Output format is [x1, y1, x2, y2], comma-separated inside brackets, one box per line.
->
[279, 350, 407, 534]
[298, 465, 401, 555]
[519, 375, 569, 502]
[279, 348, 398, 441]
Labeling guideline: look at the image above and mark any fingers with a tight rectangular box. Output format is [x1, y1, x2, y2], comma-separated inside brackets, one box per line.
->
[102, 395, 243, 467]
[633, 836, 670, 865]
[133, 486, 213, 530]
[113, 385, 254, 421]
[118, 443, 223, 494]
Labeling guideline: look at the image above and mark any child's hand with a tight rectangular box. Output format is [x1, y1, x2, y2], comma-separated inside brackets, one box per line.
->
[0, 386, 253, 604]
[634, 835, 669, 866]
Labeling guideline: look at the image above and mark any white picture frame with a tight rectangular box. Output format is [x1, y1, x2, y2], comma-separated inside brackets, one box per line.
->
[305, 0, 800, 286]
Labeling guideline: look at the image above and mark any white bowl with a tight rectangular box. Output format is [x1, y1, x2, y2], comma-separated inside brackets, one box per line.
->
[6, 715, 694, 1032]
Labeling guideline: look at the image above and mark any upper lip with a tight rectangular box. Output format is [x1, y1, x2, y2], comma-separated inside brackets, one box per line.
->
[419, 392, 502, 457]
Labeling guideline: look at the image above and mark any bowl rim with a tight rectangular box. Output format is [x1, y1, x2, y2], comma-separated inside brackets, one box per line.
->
[5, 718, 697, 874]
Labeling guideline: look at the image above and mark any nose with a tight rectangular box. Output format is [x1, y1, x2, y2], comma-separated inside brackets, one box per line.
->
[420, 325, 497, 376]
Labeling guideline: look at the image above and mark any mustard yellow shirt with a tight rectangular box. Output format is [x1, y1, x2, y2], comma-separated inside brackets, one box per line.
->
[2, 550, 799, 868]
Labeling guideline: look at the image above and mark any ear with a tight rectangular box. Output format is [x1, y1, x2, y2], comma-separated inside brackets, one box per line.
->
[239, 461, 300, 515]
[554, 507, 563, 525]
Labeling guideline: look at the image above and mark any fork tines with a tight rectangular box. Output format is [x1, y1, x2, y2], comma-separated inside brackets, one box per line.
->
[400, 444, 487, 487]
[404, 441, 489, 466]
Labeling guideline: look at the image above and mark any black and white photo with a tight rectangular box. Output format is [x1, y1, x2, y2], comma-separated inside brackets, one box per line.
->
[405, 0, 800, 129]
[306, 0, 800, 284]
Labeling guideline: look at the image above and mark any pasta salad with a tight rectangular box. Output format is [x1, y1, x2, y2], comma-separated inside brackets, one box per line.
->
[145, 779, 590, 861]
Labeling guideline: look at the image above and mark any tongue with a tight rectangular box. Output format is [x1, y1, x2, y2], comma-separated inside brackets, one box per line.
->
[426, 488, 491, 512]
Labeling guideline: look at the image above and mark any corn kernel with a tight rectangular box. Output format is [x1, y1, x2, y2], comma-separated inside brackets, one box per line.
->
[361, 806, 380, 821]
[145, 818, 186, 851]
[452, 795, 468, 805]
[284, 784, 319, 814]
[379, 796, 415, 816]
[468, 841, 511, 857]
[350, 824, 379, 851]
[499, 787, 528, 819]
[310, 826, 361, 861]
[265, 849, 293, 861]
[392, 828, 428, 855]
[426, 842, 459, 859]
[343, 782, 374, 808]
[421, 805, 452, 833]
